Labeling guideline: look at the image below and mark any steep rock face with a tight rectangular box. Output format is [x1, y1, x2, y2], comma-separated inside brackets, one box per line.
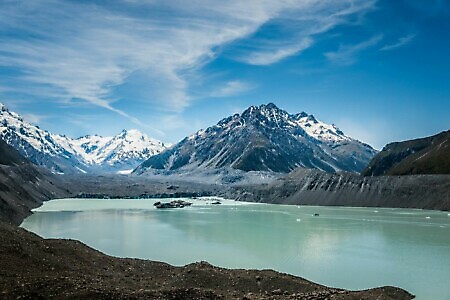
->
[0, 140, 70, 224]
[0, 137, 27, 166]
[136, 103, 377, 174]
[0, 103, 167, 174]
[227, 168, 450, 211]
[362, 130, 450, 176]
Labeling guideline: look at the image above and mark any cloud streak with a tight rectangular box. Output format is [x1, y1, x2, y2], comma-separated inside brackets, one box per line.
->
[0, 0, 376, 121]
[325, 35, 383, 65]
[380, 34, 416, 51]
[210, 80, 256, 98]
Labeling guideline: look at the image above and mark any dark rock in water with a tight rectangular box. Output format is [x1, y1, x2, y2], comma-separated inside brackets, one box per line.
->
[211, 201, 222, 205]
[155, 202, 175, 209]
[155, 200, 192, 209]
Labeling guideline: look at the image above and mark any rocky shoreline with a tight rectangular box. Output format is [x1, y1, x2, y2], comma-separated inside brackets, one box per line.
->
[0, 221, 414, 299]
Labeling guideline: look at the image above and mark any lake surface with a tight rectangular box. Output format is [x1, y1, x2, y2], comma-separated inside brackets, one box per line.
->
[21, 198, 450, 299]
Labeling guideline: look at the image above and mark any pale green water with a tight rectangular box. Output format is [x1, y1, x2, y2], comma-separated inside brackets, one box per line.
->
[21, 198, 450, 299]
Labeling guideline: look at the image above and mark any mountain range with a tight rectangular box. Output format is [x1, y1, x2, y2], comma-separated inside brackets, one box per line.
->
[135, 103, 377, 175]
[0, 103, 167, 174]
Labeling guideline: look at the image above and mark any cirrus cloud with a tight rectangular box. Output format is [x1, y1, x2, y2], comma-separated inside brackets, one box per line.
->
[0, 0, 377, 122]
[380, 34, 416, 51]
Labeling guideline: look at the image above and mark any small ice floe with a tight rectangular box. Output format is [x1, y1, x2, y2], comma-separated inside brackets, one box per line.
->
[374, 210, 379, 213]
[296, 218, 301, 222]
[425, 216, 431, 219]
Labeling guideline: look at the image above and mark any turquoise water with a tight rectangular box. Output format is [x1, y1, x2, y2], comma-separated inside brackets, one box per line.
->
[21, 198, 450, 299]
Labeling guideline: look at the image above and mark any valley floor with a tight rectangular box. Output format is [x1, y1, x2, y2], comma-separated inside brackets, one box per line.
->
[3, 170, 450, 299]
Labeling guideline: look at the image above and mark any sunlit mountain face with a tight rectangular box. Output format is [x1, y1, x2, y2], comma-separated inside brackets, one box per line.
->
[135, 103, 377, 174]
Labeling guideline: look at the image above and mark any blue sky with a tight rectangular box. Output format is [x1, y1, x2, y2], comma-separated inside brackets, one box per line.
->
[0, 0, 449, 149]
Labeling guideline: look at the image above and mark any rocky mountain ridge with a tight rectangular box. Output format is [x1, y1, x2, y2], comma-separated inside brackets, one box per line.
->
[135, 103, 377, 175]
[362, 130, 450, 176]
[0, 103, 167, 174]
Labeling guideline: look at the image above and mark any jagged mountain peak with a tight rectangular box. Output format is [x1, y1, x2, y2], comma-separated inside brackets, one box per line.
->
[209, 103, 348, 143]
[241, 102, 286, 119]
[118, 129, 150, 141]
[135, 103, 377, 175]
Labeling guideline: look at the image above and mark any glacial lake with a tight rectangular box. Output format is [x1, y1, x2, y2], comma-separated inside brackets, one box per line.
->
[21, 198, 450, 299]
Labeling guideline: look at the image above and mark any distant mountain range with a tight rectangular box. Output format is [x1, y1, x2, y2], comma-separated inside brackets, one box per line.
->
[362, 130, 450, 176]
[0, 103, 167, 174]
[135, 103, 377, 175]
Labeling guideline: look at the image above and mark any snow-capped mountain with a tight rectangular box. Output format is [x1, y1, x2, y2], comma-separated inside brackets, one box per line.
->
[0, 103, 84, 173]
[71, 129, 166, 172]
[0, 103, 167, 174]
[134, 103, 377, 175]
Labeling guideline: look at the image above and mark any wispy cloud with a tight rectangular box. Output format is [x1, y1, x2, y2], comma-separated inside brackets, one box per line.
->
[22, 113, 48, 125]
[380, 34, 416, 51]
[242, 38, 313, 66]
[325, 35, 383, 65]
[0, 0, 377, 122]
[211, 80, 256, 98]
[235, 1, 376, 65]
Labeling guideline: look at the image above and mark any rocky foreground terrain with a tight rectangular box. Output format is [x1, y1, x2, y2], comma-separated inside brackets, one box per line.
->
[0, 222, 413, 299]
